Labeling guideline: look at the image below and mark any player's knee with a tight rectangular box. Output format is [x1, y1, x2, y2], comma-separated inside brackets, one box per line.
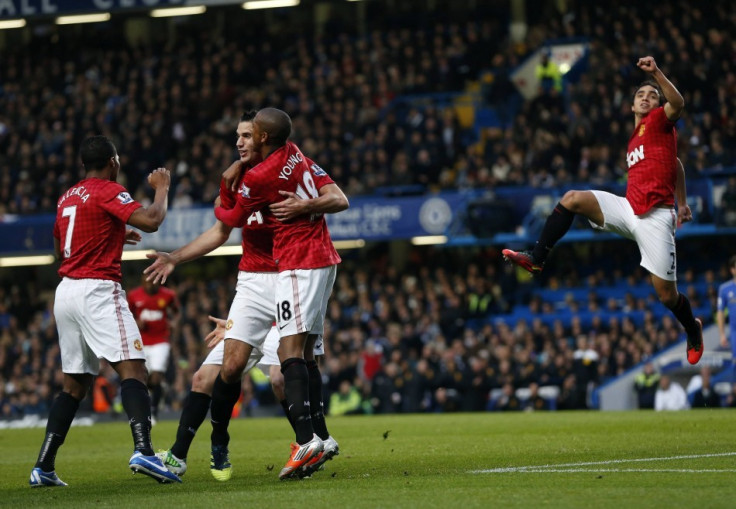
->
[191, 369, 210, 393]
[271, 374, 285, 400]
[221, 357, 246, 383]
[658, 288, 679, 307]
[560, 190, 585, 212]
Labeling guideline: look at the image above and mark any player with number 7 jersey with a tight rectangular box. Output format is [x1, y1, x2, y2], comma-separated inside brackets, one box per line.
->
[31, 136, 181, 488]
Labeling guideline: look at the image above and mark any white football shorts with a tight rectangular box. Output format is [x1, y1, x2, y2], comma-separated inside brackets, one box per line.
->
[224, 271, 278, 349]
[55, 277, 145, 375]
[274, 265, 336, 337]
[590, 190, 678, 281]
[202, 325, 324, 373]
[143, 342, 170, 373]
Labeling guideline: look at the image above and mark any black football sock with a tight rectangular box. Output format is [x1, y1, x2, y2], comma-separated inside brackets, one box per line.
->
[35, 392, 81, 472]
[532, 202, 575, 264]
[306, 360, 329, 440]
[280, 399, 296, 433]
[209, 374, 241, 448]
[171, 391, 211, 459]
[281, 358, 313, 444]
[667, 293, 700, 337]
[150, 383, 163, 419]
[121, 378, 154, 456]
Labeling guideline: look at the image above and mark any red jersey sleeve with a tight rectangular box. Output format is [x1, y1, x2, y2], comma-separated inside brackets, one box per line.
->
[650, 106, 675, 131]
[98, 183, 143, 224]
[304, 157, 336, 189]
[219, 178, 237, 210]
[214, 172, 269, 228]
[53, 219, 60, 240]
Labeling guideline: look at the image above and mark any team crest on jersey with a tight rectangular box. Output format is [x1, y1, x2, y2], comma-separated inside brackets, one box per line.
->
[639, 124, 645, 137]
[239, 183, 250, 198]
[226, 319, 234, 330]
[134, 339, 143, 351]
[158, 298, 166, 308]
[311, 163, 327, 177]
[117, 192, 134, 204]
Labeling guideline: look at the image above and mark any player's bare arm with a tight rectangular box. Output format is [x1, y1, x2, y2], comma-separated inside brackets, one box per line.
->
[128, 168, 170, 233]
[675, 158, 692, 226]
[270, 183, 350, 222]
[144, 221, 232, 284]
[637, 56, 684, 121]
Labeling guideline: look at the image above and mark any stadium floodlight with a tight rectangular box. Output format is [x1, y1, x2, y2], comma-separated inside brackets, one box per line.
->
[242, 0, 300, 10]
[0, 255, 55, 267]
[0, 19, 26, 30]
[411, 235, 448, 246]
[151, 6, 207, 18]
[56, 13, 111, 25]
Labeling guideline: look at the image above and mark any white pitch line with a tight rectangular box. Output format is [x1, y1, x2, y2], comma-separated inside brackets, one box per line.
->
[492, 468, 736, 474]
[472, 452, 736, 474]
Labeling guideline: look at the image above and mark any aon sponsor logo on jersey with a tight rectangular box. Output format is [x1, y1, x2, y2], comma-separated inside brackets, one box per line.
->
[627, 145, 644, 167]
[246, 211, 264, 225]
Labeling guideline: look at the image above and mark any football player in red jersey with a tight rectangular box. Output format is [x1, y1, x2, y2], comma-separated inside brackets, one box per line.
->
[145, 111, 348, 481]
[127, 275, 180, 424]
[503, 56, 704, 365]
[30, 136, 181, 487]
[215, 108, 346, 479]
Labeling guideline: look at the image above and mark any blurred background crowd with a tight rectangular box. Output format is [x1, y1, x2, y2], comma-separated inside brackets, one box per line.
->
[1, 0, 735, 419]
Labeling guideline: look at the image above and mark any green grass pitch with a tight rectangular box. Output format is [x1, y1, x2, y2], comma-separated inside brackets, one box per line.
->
[2, 411, 736, 508]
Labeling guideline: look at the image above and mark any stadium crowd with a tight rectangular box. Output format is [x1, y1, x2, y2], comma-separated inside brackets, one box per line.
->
[0, 242, 730, 419]
[2, 0, 736, 418]
[1, 1, 735, 216]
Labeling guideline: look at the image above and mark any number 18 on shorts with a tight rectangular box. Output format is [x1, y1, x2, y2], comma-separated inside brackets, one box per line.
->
[275, 266, 336, 338]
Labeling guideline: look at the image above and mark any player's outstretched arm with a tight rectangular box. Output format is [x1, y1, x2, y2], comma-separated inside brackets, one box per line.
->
[144, 220, 232, 284]
[270, 183, 350, 222]
[637, 56, 684, 121]
[128, 168, 170, 232]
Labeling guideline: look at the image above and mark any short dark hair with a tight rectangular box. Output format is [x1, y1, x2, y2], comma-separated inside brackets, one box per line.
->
[240, 110, 257, 122]
[633, 80, 663, 105]
[255, 108, 292, 146]
[730, 254, 736, 270]
[80, 136, 117, 170]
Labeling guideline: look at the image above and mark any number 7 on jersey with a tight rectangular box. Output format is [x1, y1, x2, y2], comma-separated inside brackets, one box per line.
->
[61, 205, 77, 258]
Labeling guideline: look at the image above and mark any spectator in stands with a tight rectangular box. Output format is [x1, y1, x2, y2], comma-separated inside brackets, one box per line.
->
[496, 382, 522, 411]
[329, 379, 364, 416]
[690, 366, 721, 408]
[633, 362, 661, 409]
[654, 375, 689, 411]
[535, 50, 563, 94]
[718, 177, 736, 227]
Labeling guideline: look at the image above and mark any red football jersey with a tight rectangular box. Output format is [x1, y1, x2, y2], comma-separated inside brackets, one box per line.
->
[219, 173, 278, 272]
[625, 106, 677, 215]
[53, 178, 142, 282]
[127, 286, 178, 345]
[215, 142, 341, 271]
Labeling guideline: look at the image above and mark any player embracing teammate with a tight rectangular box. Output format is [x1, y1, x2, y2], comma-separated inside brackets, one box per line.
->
[215, 108, 342, 480]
